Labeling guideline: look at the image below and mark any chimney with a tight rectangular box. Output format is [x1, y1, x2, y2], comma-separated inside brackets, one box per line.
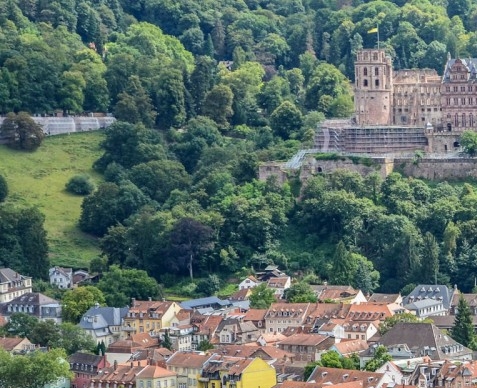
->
[114, 360, 118, 371]
[148, 297, 152, 301]
[131, 298, 136, 307]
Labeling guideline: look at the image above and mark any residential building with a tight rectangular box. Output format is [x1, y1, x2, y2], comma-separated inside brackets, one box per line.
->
[216, 318, 260, 344]
[404, 298, 446, 318]
[243, 309, 266, 332]
[229, 288, 252, 302]
[239, 276, 260, 290]
[181, 297, 232, 311]
[69, 352, 108, 388]
[264, 303, 313, 333]
[49, 267, 73, 289]
[316, 322, 345, 339]
[376, 357, 431, 386]
[198, 355, 277, 388]
[449, 291, 477, 315]
[0, 337, 35, 354]
[136, 364, 178, 388]
[329, 339, 368, 358]
[166, 351, 214, 388]
[2, 292, 62, 323]
[190, 314, 223, 349]
[168, 325, 194, 351]
[124, 300, 182, 335]
[89, 361, 177, 388]
[213, 345, 294, 364]
[341, 320, 379, 341]
[106, 338, 152, 364]
[256, 266, 288, 282]
[277, 334, 334, 362]
[365, 322, 473, 362]
[367, 293, 402, 305]
[267, 277, 291, 299]
[79, 306, 129, 345]
[306, 367, 390, 388]
[310, 285, 367, 304]
[402, 285, 455, 313]
[0, 268, 32, 303]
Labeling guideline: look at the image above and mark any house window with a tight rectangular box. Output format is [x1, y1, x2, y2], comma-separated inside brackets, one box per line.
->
[375, 67, 379, 76]
[364, 79, 368, 87]
[363, 68, 368, 76]
[139, 382, 144, 388]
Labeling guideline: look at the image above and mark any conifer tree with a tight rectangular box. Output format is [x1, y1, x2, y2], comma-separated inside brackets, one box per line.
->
[330, 241, 355, 285]
[450, 296, 477, 350]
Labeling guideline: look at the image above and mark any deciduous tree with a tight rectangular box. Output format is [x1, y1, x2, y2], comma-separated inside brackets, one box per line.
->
[0, 112, 44, 151]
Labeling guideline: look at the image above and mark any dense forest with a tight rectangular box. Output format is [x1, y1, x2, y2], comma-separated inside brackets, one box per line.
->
[2, 0, 477, 296]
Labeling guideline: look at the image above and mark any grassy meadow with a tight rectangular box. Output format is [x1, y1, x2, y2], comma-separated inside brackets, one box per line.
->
[0, 131, 105, 269]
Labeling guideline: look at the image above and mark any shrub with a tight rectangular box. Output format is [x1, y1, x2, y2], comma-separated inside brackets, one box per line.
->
[66, 174, 95, 195]
[0, 174, 7, 202]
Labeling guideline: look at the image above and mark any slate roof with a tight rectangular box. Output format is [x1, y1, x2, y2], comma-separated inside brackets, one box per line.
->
[370, 322, 472, 360]
[404, 298, 443, 311]
[403, 285, 454, 310]
[69, 352, 105, 367]
[81, 306, 128, 327]
[0, 268, 31, 284]
[181, 297, 231, 309]
[213, 345, 293, 360]
[443, 58, 477, 82]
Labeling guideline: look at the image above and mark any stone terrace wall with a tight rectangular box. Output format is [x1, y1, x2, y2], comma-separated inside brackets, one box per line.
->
[395, 157, 477, 180]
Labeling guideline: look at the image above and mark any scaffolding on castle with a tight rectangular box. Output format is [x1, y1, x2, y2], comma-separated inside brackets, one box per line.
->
[315, 120, 428, 154]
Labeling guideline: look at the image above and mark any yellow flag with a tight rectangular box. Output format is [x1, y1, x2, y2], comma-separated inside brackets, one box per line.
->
[368, 27, 378, 34]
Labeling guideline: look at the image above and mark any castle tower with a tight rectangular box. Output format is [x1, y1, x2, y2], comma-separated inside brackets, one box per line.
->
[354, 49, 393, 126]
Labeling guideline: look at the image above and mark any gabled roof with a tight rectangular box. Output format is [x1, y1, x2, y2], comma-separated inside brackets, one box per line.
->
[130, 333, 159, 348]
[307, 367, 385, 388]
[345, 303, 393, 321]
[136, 365, 176, 379]
[374, 322, 472, 360]
[107, 339, 144, 353]
[278, 334, 329, 347]
[244, 308, 266, 321]
[166, 351, 213, 369]
[0, 337, 31, 351]
[81, 306, 128, 328]
[267, 277, 290, 288]
[7, 292, 58, 306]
[332, 339, 368, 355]
[265, 303, 311, 320]
[367, 293, 401, 304]
[193, 314, 223, 335]
[129, 300, 175, 315]
[451, 292, 477, 308]
[213, 345, 293, 360]
[49, 266, 72, 277]
[230, 288, 251, 301]
[274, 381, 364, 388]
[202, 355, 255, 375]
[69, 352, 105, 367]
[0, 268, 31, 284]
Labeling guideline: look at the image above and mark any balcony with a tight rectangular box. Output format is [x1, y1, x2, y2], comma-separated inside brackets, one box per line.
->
[198, 377, 210, 382]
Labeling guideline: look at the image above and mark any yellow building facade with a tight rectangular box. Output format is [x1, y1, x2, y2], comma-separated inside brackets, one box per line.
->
[123, 301, 182, 335]
[198, 356, 276, 388]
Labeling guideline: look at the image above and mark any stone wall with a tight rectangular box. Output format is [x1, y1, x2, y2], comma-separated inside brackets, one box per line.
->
[300, 156, 394, 180]
[395, 158, 477, 180]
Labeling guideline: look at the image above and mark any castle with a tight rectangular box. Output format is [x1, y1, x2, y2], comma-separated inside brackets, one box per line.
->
[315, 48, 477, 154]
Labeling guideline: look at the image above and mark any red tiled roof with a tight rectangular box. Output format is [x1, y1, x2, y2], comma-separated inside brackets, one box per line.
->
[278, 334, 329, 347]
[244, 309, 267, 321]
[166, 352, 212, 369]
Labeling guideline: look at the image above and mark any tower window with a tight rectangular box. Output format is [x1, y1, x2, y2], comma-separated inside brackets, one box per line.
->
[364, 79, 368, 87]
[373, 53, 378, 60]
[375, 67, 379, 76]
[363, 68, 368, 76]
[375, 79, 379, 87]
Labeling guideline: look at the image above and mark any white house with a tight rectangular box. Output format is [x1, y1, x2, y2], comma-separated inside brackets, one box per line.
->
[49, 267, 72, 289]
[239, 275, 260, 290]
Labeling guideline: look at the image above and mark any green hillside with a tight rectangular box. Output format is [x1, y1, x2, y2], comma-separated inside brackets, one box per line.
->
[0, 131, 105, 269]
